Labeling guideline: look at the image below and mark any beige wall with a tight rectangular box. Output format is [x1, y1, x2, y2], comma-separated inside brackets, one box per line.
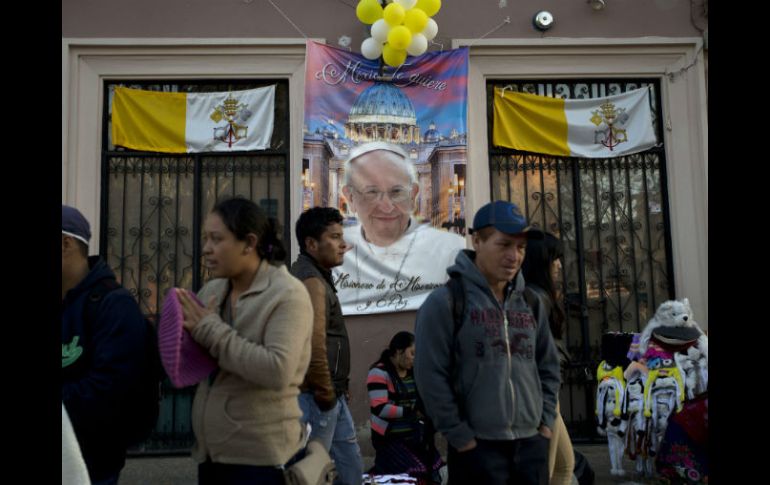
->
[63, 0, 705, 41]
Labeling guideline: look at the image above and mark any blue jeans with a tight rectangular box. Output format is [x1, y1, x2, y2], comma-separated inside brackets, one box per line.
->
[299, 392, 363, 485]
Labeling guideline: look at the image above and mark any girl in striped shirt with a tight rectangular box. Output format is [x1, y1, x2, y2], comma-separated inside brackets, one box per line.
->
[366, 331, 443, 483]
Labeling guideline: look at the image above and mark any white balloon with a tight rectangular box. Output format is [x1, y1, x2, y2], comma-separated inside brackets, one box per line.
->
[406, 33, 428, 56]
[422, 18, 438, 41]
[394, 0, 418, 9]
[371, 19, 391, 43]
[361, 37, 384, 60]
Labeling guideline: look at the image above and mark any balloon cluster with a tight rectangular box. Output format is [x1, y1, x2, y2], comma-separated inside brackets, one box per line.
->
[356, 0, 441, 67]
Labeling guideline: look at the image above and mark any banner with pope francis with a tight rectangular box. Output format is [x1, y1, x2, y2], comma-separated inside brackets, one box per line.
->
[302, 40, 469, 315]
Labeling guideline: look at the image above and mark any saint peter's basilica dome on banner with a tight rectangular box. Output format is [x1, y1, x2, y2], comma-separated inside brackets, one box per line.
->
[345, 82, 421, 145]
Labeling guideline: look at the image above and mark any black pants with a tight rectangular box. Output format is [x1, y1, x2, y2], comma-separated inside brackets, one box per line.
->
[447, 435, 550, 485]
[198, 447, 305, 485]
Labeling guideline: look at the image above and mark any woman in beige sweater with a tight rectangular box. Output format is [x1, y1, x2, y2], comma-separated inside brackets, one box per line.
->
[178, 197, 313, 484]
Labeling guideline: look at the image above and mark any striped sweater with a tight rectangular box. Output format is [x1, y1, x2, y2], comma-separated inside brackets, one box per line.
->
[367, 363, 418, 439]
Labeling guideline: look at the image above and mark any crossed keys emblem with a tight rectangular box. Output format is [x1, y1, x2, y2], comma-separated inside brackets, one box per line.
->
[210, 94, 252, 148]
[590, 101, 629, 151]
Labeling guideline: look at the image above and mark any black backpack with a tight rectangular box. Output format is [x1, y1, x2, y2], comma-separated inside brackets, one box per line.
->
[573, 450, 596, 485]
[84, 278, 164, 446]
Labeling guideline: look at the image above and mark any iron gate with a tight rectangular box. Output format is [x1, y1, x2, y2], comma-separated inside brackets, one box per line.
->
[100, 80, 290, 452]
[487, 79, 675, 441]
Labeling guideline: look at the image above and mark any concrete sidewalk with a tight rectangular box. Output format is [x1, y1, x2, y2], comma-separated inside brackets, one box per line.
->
[119, 444, 658, 484]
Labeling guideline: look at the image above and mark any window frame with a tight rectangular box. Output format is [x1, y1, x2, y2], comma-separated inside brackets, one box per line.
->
[62, 38, 312, 259]
[100, 79, 292, 298]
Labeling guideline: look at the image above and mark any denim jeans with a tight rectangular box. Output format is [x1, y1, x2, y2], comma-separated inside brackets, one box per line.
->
[447, 435, 550, 485]
[299, 392, 363, 485]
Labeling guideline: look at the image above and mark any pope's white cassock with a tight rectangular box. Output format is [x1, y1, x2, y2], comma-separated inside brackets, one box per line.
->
[333, 218, 467, 315]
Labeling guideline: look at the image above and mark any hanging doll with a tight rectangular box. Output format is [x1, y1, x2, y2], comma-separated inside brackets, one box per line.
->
[596, 361, 627, 477]
[595, 332, 634, 477]
[643, 356, 684, 460]
[623, 352, 651, 477]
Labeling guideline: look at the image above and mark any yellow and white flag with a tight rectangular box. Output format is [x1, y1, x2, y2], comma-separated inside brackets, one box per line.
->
[493, 87, 658, 158]
[112, 86, 275, 153]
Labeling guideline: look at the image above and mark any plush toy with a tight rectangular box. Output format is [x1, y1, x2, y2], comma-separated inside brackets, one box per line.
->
[640, 298, 708, 402]
[641, 341, 685, 459]
[635, 300, 701, 475]
[645, 372, 682, 460]
[623, 360, 652, 477]
[674, 351, 707, 401]
[644, 367, 684, 416]
[636, 299, 709, 483]
[596, 360, 627, 476]
[638, 298, 707, 359]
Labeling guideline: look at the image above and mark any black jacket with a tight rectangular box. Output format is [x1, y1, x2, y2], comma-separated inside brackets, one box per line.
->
[61, 257, 149, 481]
[290, 253, 351, 395]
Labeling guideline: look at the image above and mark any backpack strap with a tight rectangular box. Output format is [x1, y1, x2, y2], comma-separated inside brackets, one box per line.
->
[447, 273, 465, 342]
[445, 273, 465, 413]
[83, 279, 121, 329]
[523, 286, 540, 324]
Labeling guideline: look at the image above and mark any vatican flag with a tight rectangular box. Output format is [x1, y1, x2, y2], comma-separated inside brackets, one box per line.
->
[493, 86, 658, 158]
[112, 85, 275, 153]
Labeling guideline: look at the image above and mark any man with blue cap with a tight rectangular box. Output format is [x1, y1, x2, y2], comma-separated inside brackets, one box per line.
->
[414, 200, 561, 485]
[61, 205, 155, 485]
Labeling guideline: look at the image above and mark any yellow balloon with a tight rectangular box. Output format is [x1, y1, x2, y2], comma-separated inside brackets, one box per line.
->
[383, 43, 408, 67]
[356, 0, 383, 25]
[383, 2, 406, 27]
[387, 25, 412, 51]
[404, 8, 428, 33]
[415, 0, 441, 17]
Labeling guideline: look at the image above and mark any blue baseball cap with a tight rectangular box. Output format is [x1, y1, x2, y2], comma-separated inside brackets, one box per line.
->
[62, 205, 91, 246]
[470, 200, 540, 237]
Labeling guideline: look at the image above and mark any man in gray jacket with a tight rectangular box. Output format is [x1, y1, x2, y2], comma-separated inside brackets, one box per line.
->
[414, 200, 561, 485]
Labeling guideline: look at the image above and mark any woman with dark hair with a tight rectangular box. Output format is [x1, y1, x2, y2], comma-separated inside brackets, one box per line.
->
[366, 331, 443, 484]
[522, 231, 575, 485]
[177, 197, 313, 485]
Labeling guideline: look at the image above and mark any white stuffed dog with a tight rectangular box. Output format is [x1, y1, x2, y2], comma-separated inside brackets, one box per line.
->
[639, 298, 708, 399]
[638, 298, 707, 357]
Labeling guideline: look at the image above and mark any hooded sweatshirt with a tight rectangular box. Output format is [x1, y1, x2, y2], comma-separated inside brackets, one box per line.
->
[61, 257, 149, 481]
[413, 249, 561, 450]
